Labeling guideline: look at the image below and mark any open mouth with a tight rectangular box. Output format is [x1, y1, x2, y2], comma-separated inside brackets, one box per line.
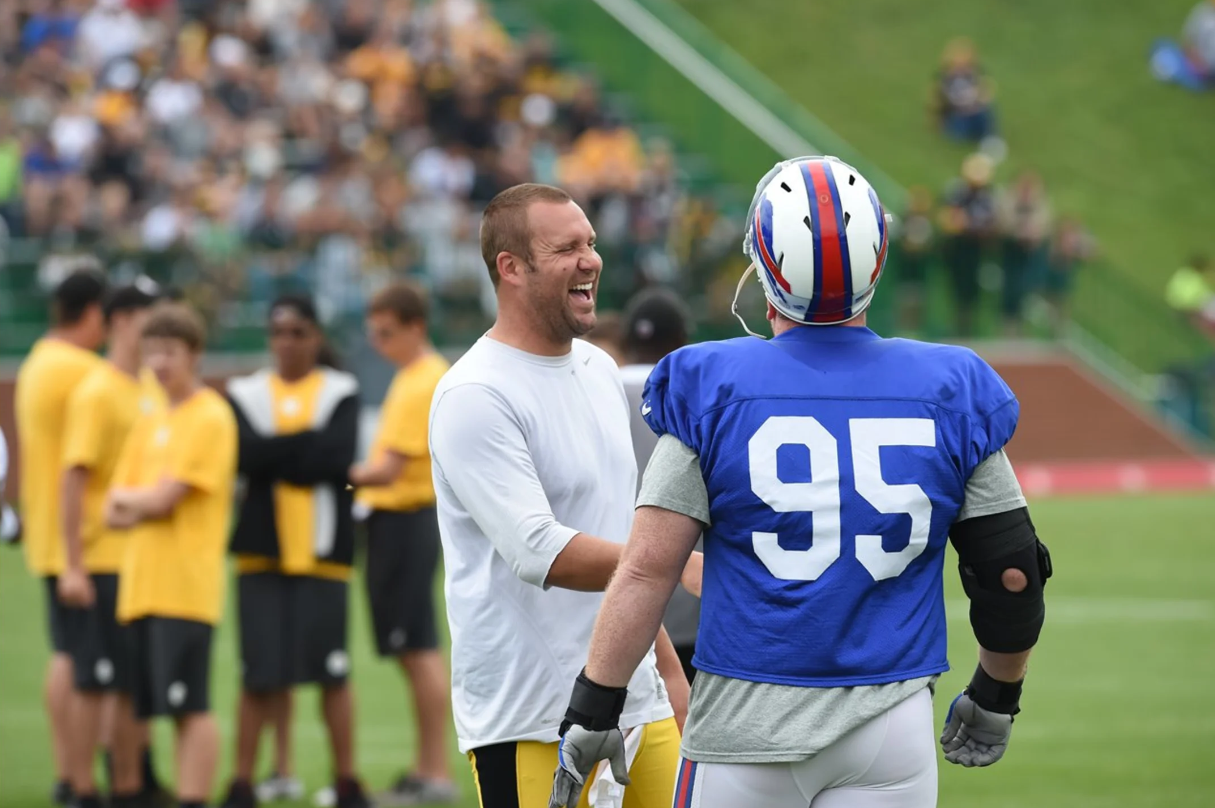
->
[569, 282, 594, 303]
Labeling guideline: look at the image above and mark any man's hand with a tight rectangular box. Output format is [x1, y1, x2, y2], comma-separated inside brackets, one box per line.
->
[941, 665, 1021, 767]
[58, 566, 95, 608]
[105, 496, 138, 529]
[680, 551, 703, 598]
[549, 725, 630, 808]
[549, 670, 629, 808]
[347, 463, 370, 487]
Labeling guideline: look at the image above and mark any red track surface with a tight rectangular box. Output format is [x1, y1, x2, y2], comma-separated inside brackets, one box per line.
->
[1014, 459, 1215, 497]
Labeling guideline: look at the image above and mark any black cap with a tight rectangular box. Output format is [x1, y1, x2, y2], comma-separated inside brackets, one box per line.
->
[103, 276, 161, 320]
[623, 287, 691, 360]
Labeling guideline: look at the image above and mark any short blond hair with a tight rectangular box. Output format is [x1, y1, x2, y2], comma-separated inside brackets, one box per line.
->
[141, 302, 207, 353]
[479, 183, 573, 287]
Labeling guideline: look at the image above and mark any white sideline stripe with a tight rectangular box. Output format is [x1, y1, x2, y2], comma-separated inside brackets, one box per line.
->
[589, 0, 817, 158]
[946, 598, 1214, 623]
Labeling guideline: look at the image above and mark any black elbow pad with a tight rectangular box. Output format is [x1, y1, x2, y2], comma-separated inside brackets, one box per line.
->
[949, 507, 1053, 653]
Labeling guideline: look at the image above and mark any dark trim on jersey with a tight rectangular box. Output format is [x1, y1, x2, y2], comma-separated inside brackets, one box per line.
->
[469, 743, 521, 808]
[227, 377, 361, 566]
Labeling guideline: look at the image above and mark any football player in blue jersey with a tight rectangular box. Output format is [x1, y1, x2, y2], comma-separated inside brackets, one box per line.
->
[549, 156, 1052, 808]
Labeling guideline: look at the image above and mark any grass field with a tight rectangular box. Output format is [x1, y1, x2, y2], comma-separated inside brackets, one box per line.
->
[673, 0, 1215, 294]
[2, 492, 1214, 807]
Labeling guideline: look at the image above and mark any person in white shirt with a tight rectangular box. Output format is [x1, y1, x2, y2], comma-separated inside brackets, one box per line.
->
[617, 288, 700, 683]
[428, 183, 693, 808]
[0, 426, 20, 544]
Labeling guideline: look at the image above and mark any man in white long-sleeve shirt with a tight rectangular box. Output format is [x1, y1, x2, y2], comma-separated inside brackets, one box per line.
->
[428, 183, 691, 808]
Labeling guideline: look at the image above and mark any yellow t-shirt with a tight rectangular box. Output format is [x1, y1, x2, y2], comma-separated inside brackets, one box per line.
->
[62, 365, 164, 573]
[235, 369, 350, 582]
[15, 338, 104, 576]
[357, 352, 449, 512]
[114, 387, 237, 625]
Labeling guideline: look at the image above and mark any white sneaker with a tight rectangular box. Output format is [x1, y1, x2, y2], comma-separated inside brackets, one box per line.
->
[313, 786, 337, 808]
[256, 774, 305, 803]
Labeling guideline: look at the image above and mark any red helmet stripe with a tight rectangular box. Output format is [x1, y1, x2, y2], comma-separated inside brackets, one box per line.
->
[753, 211, 792, 293]
[807, 162, 847, 316]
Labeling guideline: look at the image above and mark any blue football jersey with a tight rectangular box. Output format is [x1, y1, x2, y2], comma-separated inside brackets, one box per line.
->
[642, 326, 1018, 687]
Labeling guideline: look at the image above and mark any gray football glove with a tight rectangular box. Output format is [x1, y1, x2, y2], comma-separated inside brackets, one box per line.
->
[549, 670, 631, 808]
[549, 724, 630, 808]
[940, 691, 1014, 767]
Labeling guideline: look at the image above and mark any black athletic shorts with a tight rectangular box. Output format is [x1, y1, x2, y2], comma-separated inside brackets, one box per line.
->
[238, 572, 350, 692]
[128, 617, 213, 719]
[44, 576, 69, 654]
[62, 574, 133, 692]
[364, 507, 441, 656]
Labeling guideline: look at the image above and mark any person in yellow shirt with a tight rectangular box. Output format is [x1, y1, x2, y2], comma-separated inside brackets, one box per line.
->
[15, 267, 109, 807]
[348, 282, 455, 805]
[221, 295, 369, 808]
[60, 281, 165, 808]
[105, 303, 236, 808]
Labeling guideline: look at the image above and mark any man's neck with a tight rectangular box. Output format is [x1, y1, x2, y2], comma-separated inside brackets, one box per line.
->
[107, 343, 141, 378]
[487, 308, 571, 357]
[395, 342, 433, 371]
[772, 311, 868, 337]
[166, 380, 200, 407]
[277, 367, 314, 384]
[48, 327, 94, 351]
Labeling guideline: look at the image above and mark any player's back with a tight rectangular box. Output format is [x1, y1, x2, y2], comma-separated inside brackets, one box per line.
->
[642, 325, 1018, 687]
[15, 338, 104, 576]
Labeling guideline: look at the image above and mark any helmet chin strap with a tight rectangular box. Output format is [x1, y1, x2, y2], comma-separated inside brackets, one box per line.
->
[730, 263, 769, 340]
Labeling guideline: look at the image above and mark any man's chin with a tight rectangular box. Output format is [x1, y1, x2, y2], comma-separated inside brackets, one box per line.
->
[571, 310, 597, 337]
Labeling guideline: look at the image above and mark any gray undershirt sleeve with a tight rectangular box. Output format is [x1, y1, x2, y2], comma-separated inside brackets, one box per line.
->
[956, 449, 1027, 522]
[636, 434, 711, 525]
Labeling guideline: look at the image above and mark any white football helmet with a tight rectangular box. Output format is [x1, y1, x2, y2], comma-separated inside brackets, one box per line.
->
[734, 156, 891, 336]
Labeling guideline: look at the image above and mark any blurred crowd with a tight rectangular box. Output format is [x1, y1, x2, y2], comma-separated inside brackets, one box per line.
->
[1, 0, 733, 338]
[890, 152, 1098, 341]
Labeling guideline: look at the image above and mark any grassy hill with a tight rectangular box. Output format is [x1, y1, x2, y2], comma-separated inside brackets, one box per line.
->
[673, 0, 1215, 293]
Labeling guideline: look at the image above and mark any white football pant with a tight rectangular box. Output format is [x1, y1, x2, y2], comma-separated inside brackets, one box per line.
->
[672, 687, 936, 808]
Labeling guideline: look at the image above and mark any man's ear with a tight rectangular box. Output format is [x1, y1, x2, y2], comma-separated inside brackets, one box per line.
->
[497, 251, 523, 286]
[765, 300, 777, 323]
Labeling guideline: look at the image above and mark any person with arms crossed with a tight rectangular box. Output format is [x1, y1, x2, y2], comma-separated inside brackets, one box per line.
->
[617, 288, 701, 684]
[221, 295, 370, 808]
[428, 183, 694, 808]
[106, 303, 237, 808]
[551, 157, 1053, 808]
[60, 281, 165, 808]
[349, 281, 456, 806]
[15, 266, 110, 807]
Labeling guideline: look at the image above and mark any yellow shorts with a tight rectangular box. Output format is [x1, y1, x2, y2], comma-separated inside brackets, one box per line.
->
[469, 717, 680, 808]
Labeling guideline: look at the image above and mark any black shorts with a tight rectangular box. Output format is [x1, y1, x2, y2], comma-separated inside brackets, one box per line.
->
[364, 508, 441, 656]
[238, 572, 350, 692]
[62, 574, 133, 692]
[44, 576, 69, 654]
[128, 617, 213, 719]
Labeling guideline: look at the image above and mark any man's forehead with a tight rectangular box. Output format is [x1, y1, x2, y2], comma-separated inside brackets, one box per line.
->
[528, 200, 592, 242]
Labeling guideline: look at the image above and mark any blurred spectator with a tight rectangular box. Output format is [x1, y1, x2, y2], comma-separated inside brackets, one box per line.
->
[1165, 254, 1215, 327]
[1042, 217, 1097, 338]
[1150, 1, 1215, 91]
[76, 0, 147, 71]
[997, 170, 1052, 337]
[938, 153, 999, 337]
[21, 0, 81, 57]
[1184, 0, 1215, 84]
[891, 186, 936, 336]
[932, 38, 998, 146]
